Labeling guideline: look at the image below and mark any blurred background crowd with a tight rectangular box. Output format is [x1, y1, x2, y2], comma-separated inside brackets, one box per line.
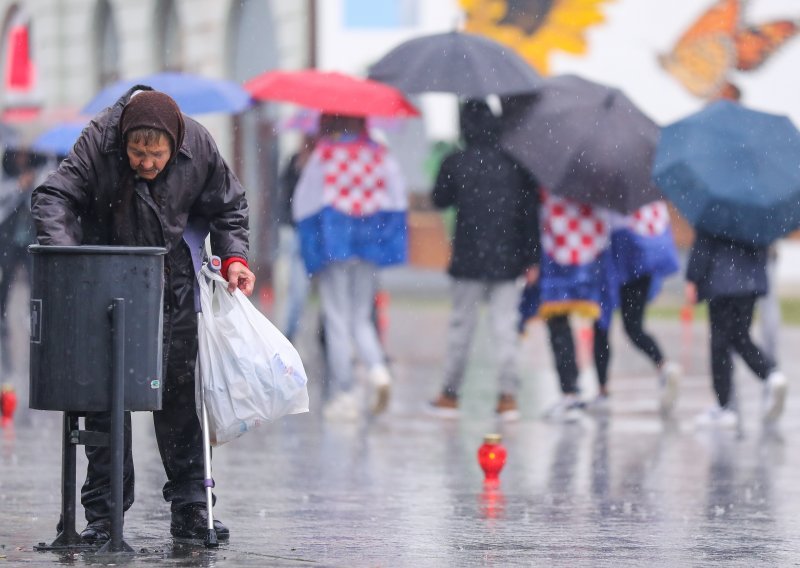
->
[1, 0, 799, 422]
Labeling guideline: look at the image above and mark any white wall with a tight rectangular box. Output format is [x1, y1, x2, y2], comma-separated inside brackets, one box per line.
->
[549, 0, 800, 126]
[316, 0, 460, 74]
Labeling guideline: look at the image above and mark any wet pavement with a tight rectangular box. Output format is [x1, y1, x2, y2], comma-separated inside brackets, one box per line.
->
[2, 269, 800, 566]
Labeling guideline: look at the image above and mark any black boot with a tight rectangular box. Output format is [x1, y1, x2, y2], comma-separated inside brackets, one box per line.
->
[170, 503, 230, 541]
[80, 519, 112, 545]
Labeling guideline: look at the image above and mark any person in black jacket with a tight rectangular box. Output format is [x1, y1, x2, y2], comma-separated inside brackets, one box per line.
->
[32, 88, 254, 543]
[429, 100, 540, 421]
[685, 230, 786, 428]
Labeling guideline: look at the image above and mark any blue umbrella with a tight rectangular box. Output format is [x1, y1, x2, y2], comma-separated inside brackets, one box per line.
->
[653, 101, 800, 246]
[32, 120, 89, 156]
[81, 71, 253, 116]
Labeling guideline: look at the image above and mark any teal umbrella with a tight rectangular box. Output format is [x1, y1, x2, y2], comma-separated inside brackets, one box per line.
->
[653, 101, 800, 246]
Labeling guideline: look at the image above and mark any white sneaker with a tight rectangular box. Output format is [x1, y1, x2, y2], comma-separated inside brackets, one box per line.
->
[543, 395, 585, 423]
[323, 391, 360, 421]
[763, 370, 787, 422]
[694, 405, 738, 429]
[659, 361, 681, 417]
[368, 364, 392, 415]
[585, 394, 610, 414]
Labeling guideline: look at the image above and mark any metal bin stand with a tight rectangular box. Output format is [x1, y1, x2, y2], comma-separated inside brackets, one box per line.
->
[28, 245, 166, 554]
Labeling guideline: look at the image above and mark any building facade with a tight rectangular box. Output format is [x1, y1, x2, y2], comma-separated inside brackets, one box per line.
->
[0, 0, 313, 288]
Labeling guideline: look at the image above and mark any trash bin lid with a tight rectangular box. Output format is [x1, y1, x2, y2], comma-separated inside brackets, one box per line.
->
[29, 245, 167, 256]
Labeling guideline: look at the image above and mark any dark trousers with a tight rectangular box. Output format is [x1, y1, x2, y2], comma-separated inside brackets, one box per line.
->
[547, 315, 580, 394]
[593, 276, 664, 388]
[708, 294, 773, 408]
[81, 332, 206, 522]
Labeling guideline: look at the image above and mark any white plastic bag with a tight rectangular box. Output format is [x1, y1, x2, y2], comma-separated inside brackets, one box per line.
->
[196, 264, 309, 445]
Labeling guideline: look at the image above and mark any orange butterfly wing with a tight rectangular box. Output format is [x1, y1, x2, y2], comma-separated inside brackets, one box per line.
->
[735, 21, 800, 71]
[674, 0, 740, 44]
[660, 0, 741, 98]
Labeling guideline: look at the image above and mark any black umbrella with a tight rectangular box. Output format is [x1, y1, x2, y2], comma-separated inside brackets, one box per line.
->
[501, 75, 662, 214]
[367, 31, 544, 98]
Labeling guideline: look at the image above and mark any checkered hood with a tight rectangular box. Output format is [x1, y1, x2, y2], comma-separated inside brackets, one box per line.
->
[540, 191, 610, 265]
[319, 139, 389, 217]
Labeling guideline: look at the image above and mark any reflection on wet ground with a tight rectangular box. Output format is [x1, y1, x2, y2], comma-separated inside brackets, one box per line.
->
[2, 292, 800, 566]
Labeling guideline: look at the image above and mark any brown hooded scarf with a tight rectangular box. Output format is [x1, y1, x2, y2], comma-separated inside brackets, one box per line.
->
[113, 90, 185, 245]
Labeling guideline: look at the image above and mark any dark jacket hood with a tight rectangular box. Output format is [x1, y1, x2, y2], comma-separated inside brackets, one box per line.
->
[460, 99, 500, 146]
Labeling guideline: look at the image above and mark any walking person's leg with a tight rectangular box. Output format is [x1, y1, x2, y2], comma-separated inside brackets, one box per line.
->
[487, 280, 522, 419]
[430, 279, 482, 414]
[725, 294, 786, 421]
[695, 297, 739, 428]
[547, 315, 580, 395]
[620, 277, 664, 366]
[592, 320, 610, 397]
[318, 262, 358, 419]
[350, 261, 391, 414]
[709, 298, 735, 409]
[283, 231, 310, 342]
[725, 295, 773, 378]
[544, 315, 584, 420]
[620, 276, 680, 414]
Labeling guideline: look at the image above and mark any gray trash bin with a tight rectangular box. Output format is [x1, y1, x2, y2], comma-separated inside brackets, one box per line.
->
[29, 245, 166, 412]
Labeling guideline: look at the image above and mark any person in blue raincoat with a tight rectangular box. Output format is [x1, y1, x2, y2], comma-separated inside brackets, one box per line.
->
[685, 229, 787, 427]
[590, 200, 681, 415]
[292, 113, 406, 420]
[520, 191, 617, 421]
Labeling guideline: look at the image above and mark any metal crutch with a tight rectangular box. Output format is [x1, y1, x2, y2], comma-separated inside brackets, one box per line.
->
[199, 256, 223, 548]
[200, 395, 218, 548]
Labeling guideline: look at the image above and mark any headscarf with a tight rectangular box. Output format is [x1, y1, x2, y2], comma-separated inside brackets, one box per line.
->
[119, 90, 185, 159]
[113, 90, 185, 246]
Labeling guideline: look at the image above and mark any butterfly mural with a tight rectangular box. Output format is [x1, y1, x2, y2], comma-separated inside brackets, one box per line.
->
[660, 0, 800, 100]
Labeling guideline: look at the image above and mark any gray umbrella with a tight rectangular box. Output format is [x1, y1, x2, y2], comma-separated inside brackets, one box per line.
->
[501, 75, 662, 214]
[367, 31, 544, 98]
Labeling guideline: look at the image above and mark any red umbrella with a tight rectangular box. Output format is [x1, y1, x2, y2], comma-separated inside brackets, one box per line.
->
[244, 69, 420, 118]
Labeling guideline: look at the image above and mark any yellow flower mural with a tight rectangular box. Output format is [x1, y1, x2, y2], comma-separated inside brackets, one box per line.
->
[460, 0, 614, 74]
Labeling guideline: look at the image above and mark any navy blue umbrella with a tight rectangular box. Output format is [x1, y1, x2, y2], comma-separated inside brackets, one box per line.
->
[654, 101, 800, 246]
[82, 71, 253, 116]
